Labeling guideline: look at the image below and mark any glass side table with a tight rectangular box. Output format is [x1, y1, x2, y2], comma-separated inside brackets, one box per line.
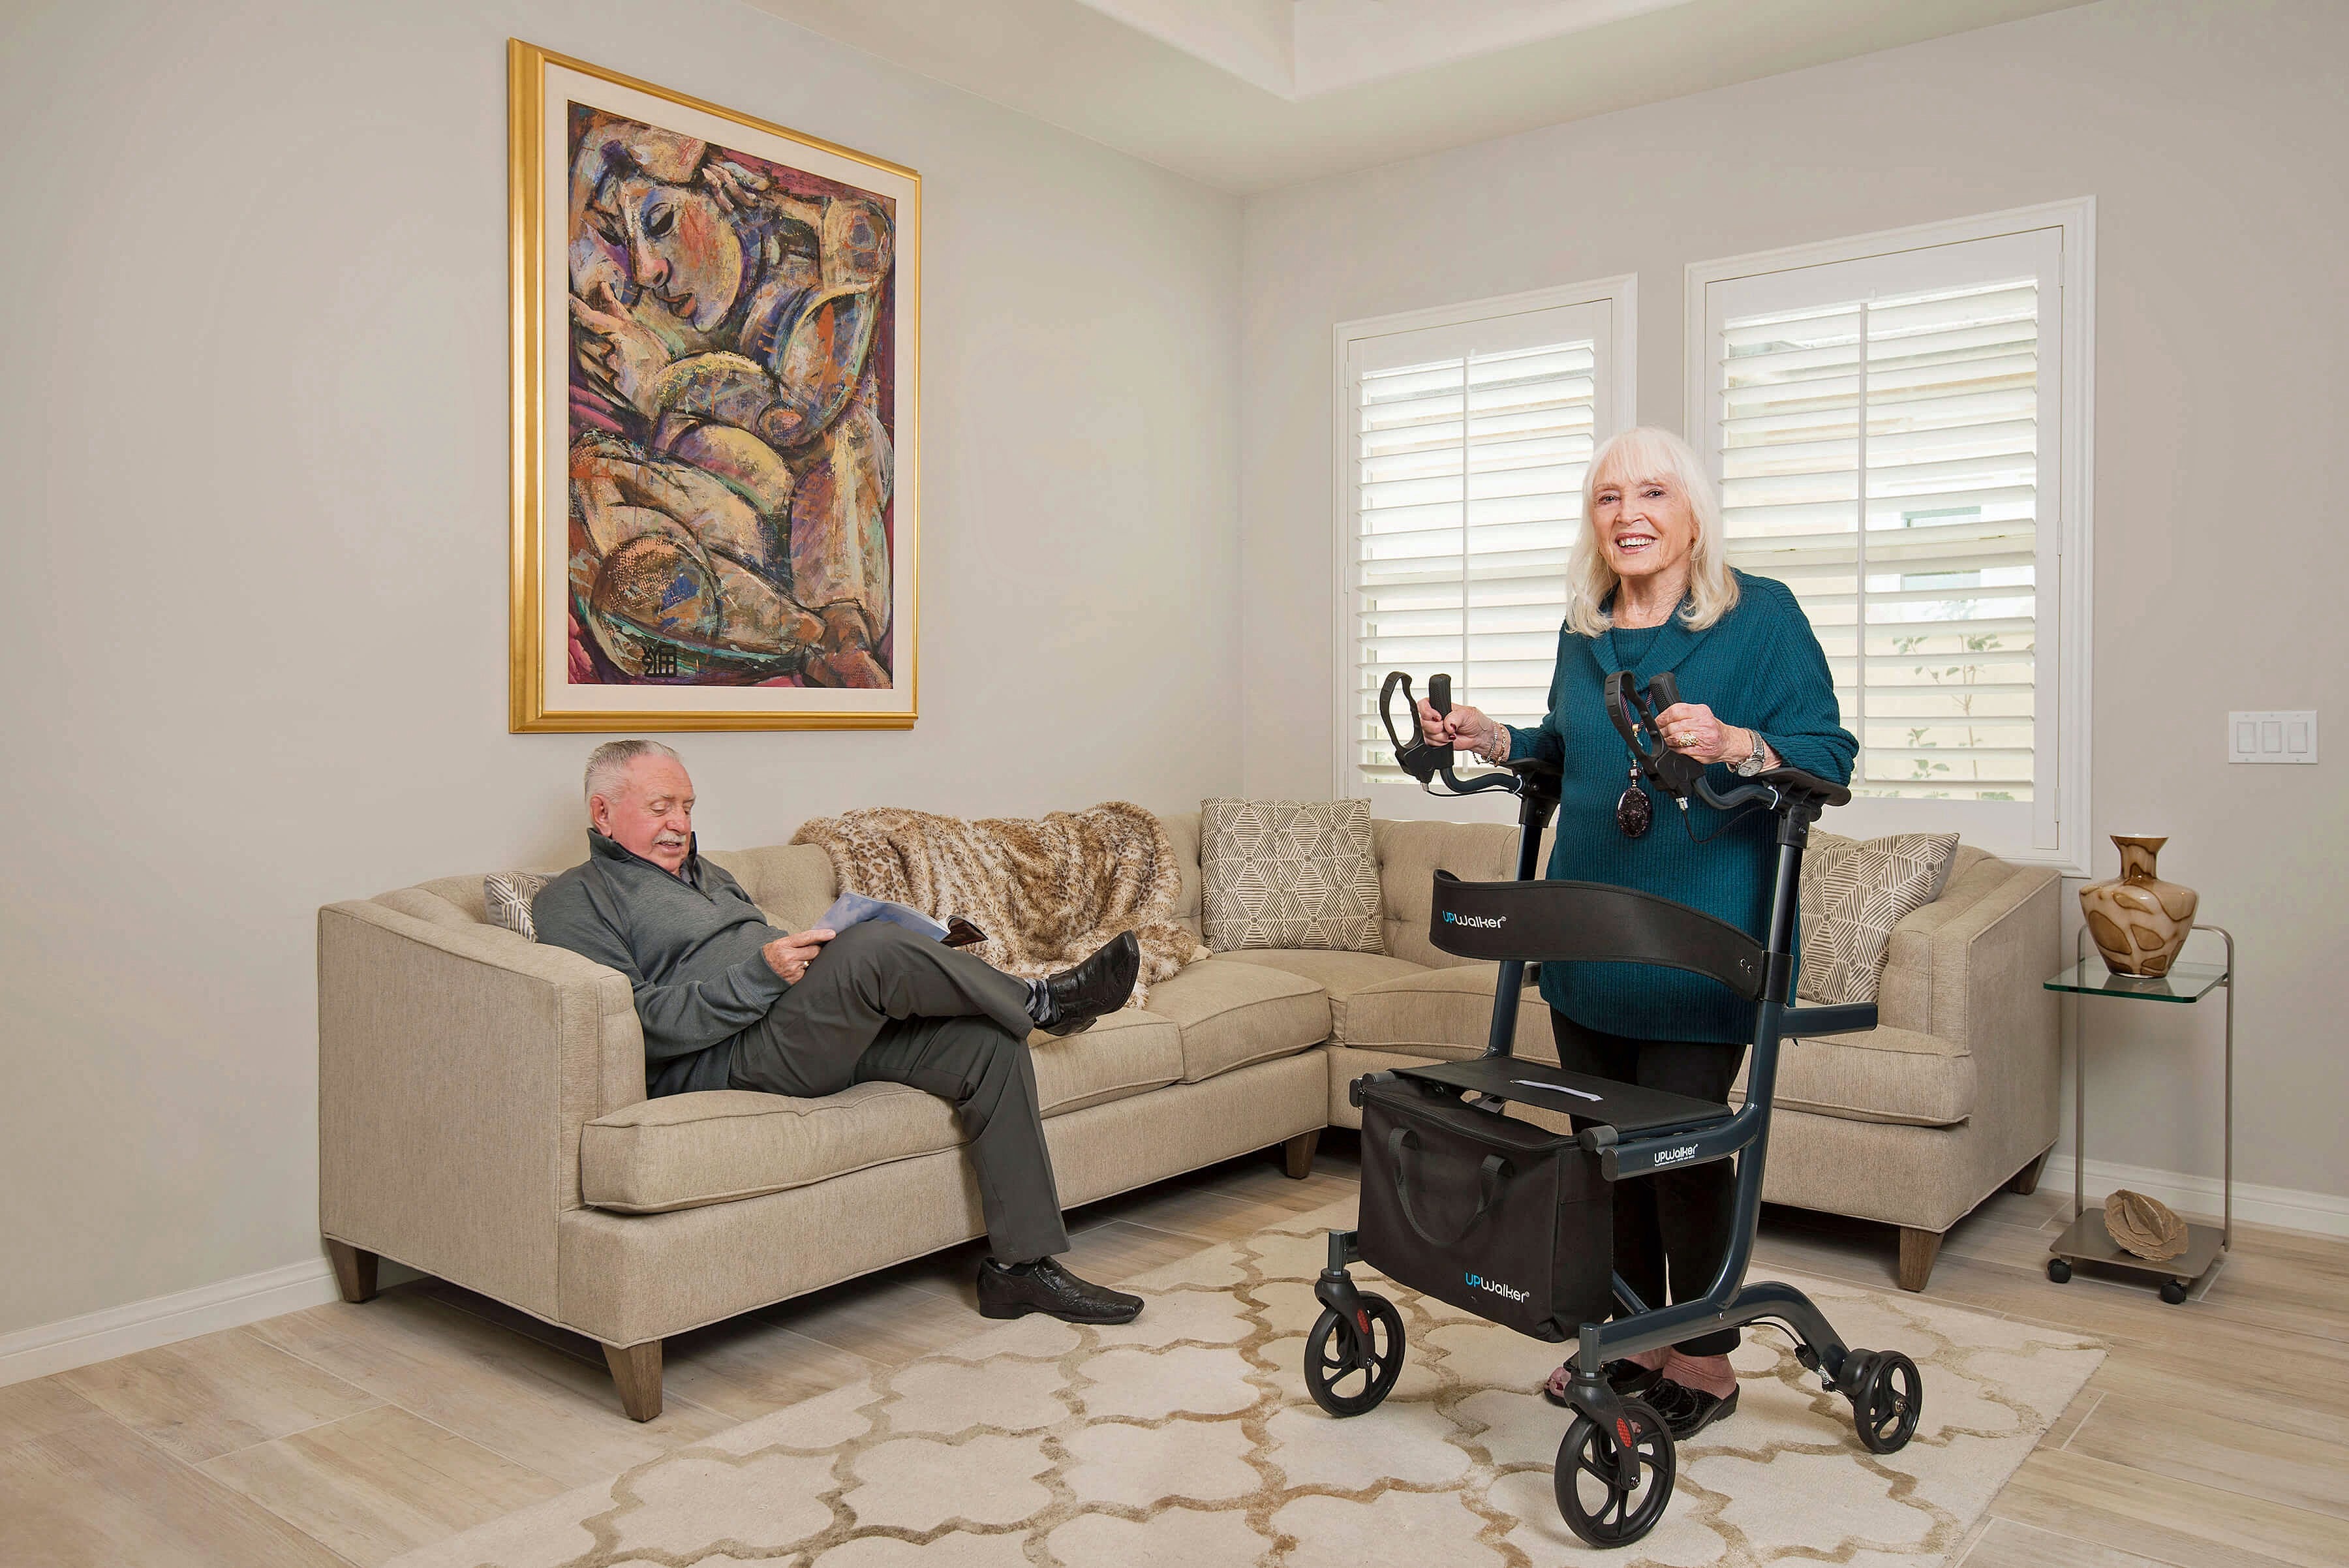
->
[2041, 925, 2234, 1304]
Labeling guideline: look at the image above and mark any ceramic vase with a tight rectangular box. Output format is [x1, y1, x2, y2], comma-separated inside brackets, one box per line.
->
[2080, 835, 2198, 977]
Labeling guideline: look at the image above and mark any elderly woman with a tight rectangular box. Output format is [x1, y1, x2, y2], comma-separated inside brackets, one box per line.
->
[1419, 426, 1854, 1439]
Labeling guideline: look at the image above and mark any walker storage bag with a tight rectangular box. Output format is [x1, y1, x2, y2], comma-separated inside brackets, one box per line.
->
[1355, 1074, 1613, 1341]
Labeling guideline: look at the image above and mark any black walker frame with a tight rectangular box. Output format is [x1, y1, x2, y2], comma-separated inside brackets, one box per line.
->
[1303, 669, 1923, 1548]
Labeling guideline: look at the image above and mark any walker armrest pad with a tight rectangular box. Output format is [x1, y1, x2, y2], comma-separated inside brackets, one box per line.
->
[1783, 1002, 1878, 1036]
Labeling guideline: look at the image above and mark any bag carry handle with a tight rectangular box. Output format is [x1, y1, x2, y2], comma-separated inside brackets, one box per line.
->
[1386, 1127, 1512, 1249]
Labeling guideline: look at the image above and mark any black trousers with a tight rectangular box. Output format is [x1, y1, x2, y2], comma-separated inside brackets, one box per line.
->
[1550, 1009, 1747, 1357]
[728, 923, 1071, 1265]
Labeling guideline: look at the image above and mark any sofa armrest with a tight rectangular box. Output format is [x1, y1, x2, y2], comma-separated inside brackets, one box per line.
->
[1875, 861, 2064, 1152]
[317, 900, 643, 1318]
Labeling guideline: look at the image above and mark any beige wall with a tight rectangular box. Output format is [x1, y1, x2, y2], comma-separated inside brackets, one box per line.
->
[0, 0, 1240, 1338]
[1238, 1, 2348, 1198]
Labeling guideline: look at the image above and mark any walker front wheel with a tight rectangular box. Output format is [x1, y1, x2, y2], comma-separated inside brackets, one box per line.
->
[1850, 1350, 1923, 1454]
[1304, 1293, 1405, 1417]
[1556, 1400, 1676, 1548]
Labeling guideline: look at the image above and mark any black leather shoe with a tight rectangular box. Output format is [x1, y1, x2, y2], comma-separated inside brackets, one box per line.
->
[1041, 932, 1141, 1036]
[976, 1257, 1143, 1324]
[1647, 1377, 1739, 1439]
[1541, 1356, 1662, 1408]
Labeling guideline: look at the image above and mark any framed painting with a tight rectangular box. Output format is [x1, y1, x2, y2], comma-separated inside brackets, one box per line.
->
[508, 39, 919, 731]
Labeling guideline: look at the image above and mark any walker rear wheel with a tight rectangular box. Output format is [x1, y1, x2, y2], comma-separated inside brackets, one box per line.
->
[1556, 1399, 1676, 1548]
[1849, 1350, 1923, 1454]
[1304, 1293, 1405, 1417]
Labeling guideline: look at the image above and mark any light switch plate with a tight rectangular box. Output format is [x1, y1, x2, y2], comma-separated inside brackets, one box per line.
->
[2228, 710, 2318, 764]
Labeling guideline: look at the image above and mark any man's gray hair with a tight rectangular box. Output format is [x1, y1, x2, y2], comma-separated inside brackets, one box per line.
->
[584, 739, 683, 807]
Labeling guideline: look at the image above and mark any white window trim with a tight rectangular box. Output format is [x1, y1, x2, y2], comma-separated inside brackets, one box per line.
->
[1684, 202, 2096, 876]
[1328, 274, 1638, 806]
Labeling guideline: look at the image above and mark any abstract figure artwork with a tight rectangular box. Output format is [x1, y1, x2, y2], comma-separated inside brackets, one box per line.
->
[510, 42, 919, 730]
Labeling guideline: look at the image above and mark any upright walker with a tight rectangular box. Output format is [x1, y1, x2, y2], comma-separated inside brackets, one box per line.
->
[1304, 670, 1922, 1548]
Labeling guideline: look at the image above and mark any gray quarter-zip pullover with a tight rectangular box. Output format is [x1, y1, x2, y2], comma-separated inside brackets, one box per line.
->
[532, 831, 788, 1096]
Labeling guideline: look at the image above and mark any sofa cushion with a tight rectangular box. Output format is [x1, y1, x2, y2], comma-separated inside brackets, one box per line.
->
[704, 843, 840, 932]
[1200, 798, 1385, 953]
[484, 871, 551, 940]
[1798, 832, 1959, 1004]
[1728, 1024, 1976, 1128]
[1030, 1009, 1186, 1114]
[579, 1010, 1183, 1214]
[1141, 956, 1330, 1083]
[1372, 818, 1544, 966]
[581, 1084, 959, 1214]
[1158, 810, 1206, 944]
[1335, 963, 1554, 1060]
[1209, 949, 1425, 1037]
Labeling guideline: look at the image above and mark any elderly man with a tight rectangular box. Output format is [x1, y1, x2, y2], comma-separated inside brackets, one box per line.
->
[534, 739, 1146, 1325]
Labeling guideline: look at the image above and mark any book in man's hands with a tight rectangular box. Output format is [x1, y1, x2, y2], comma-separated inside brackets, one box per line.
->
[817, 891, 987, 948]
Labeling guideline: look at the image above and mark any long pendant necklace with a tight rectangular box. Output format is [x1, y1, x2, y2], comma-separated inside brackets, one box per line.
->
[1614, 755, 1652, 838]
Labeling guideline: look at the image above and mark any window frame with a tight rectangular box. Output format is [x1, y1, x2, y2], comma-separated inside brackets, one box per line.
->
[1684, 201, 2096, 875]
[1328, 274, 1638, 812]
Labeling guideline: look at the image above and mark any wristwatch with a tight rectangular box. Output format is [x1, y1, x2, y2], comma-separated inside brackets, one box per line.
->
[1733, 729, 1770, 776]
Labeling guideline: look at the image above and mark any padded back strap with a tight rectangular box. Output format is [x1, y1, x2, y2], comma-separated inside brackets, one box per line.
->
[1427, 872, 1768, 1000]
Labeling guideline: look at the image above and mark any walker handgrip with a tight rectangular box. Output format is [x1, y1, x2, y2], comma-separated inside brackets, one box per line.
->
[1428, 674, 1452, 718]
[1381, 671, 1451, 784]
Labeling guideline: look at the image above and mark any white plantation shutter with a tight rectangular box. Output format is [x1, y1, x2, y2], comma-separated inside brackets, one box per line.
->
[1339, 290, 1628, 807]
[1691, 216, 2089, 867]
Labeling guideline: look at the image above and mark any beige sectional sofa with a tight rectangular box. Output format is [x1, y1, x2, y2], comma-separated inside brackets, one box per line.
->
[317, 812, 2059, 1419]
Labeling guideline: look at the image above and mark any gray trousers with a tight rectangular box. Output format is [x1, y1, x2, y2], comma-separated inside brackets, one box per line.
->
[727, 922, 1070, 1263]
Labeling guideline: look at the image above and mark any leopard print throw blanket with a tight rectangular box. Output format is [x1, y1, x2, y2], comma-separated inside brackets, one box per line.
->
[789, 801, 1206, 1007]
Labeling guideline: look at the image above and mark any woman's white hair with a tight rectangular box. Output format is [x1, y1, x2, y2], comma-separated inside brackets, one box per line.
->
[584, 739, 682, 807]
[1563, 425, 1740, 638]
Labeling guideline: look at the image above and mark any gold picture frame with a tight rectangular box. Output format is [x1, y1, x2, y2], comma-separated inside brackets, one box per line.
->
[508, 39, 919, 731]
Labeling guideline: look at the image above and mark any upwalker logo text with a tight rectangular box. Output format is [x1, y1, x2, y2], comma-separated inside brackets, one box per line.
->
[1653, 1144, 1700, 1167]
[1465, 1272, 1531, 1303]
[1443, 912, 1506, 929]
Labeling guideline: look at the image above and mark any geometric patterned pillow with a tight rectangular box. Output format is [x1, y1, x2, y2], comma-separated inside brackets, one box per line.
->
[484, 870, 552, 941]
[1796, 832, 1959, 1004]
[1199, 799, 1385, 954]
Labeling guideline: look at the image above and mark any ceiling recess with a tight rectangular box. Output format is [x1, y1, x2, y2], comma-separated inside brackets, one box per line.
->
[741, 0, 2093, 192]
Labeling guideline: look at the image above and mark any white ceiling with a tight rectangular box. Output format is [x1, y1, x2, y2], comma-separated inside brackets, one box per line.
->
[1075, 0, 1699, 99]
[743, 0, 2090, 193]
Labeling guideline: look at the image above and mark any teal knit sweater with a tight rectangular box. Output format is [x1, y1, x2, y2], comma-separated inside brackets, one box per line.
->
[1503, 570, 1856, 1043]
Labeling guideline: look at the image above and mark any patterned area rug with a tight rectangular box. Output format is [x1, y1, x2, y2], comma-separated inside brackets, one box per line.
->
[392, 1200, 2101, 1567]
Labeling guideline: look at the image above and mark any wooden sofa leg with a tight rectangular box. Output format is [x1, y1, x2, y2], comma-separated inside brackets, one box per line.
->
[1282, 1130, 1321, 1180]
[1897, 1227, 1944, 1293]
[603, 1341, 663, 1422]
[324, 1240, 378, 1304]
[2008, 1149, 2052, 1196]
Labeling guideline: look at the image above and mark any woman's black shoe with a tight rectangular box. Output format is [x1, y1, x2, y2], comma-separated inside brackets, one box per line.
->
[1646, 1376, 1739, 1439]
[1541, 1356, 1663, 1408]
[1041, 932, 1141, 1036]
[976, 1257, 1143, 1324]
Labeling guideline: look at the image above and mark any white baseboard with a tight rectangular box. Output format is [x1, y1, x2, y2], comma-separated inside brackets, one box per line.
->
[2042, 1153, 2349, 1239]
[6, 1154, 2344, 1390]
[0, 1258, 346, 1389]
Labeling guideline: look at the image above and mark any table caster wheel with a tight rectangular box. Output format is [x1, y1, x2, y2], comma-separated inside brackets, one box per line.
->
[2160, 1278, 2188, 1304]
[2047, 1258, 2072, 1284]
[1850, 1350, 1924, 1454]
[1556, 1398, 1675, 1548]
[1304, 1293, 1404, 1417]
